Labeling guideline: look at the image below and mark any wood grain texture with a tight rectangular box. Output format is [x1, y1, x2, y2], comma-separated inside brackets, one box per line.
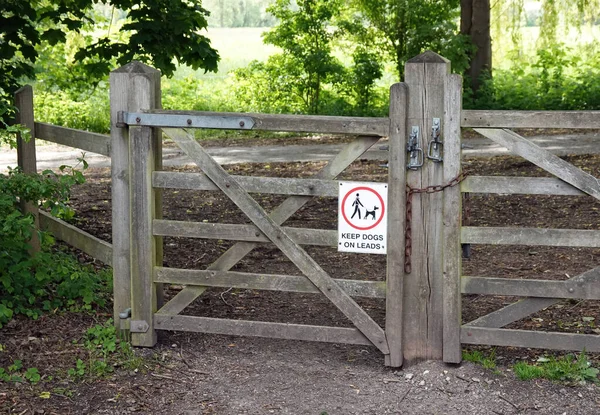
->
[461, 176, 585, 196]
[154, 267, 386, 298]
[34, 122, 111, 156]
[15, 85, 40, 253]
[402, 51, 449, 364]
[109, 61, 160, 327]
[153, 219, 336, 246]
[474, 128, 600, 201]
[39, 211, 112, 265]
[384, 82, 408, 367]
[151, 109, 389, 136]
[130, 125, 157, 347]
[461, 327, 600, 352]
[461, 276, 600, 299]
[153, 171, 339, 197]
[158, 129, 379, 316]
[167, 129, 389, 354]
[461, 226, 600, 247]
[462, 110, 600, 129]
[465, 266, 600, 328]
[442, 74, 463, 364]
[154, 315, 372, 346]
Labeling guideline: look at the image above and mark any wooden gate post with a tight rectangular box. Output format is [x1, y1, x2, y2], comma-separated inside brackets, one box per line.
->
[385, 83, 409, 367]
[110, 62, 161, 340]
[402, 51, 451, 363]
[15, 85, 40, 253]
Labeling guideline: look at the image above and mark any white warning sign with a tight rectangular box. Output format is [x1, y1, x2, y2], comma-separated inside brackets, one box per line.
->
[338, 182, 388, 255]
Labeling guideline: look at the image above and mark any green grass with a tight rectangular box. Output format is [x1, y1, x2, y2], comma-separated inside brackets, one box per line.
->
[513, 353, 599, 384]
[462, 349, 497, 370]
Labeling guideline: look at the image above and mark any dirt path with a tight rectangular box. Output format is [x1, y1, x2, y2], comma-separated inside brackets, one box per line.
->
[2, 131, 600, 172]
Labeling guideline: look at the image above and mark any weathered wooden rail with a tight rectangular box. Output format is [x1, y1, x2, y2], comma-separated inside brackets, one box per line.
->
[14, 86, 113, 266]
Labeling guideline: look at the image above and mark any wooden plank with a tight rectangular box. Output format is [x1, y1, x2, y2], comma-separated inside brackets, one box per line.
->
[157, 129, 379, 316]
[153, 219, 336, 246]
[461, 176, 586, 196]
[39, 211, 112, 265]
[462, 110, 600, 129]
[130, 125, 158, 347]
[442, 74, 463, 364]
[153, 171, 339, 197]
[167, 129, 389, 354]
[109, 62, 159, 328]
[154, 314, 373, 346]
[474, 128, 600, 201]
[461, 226, 600, 247]
[15, 85, 40, 253]
[154, 267, 386, 298]
[402, 51, 449, 363]
[384, 82, 408, 367]
[152, 109, 389, 136]
[465, 266, 600, 328]
[461, 327, 600, 352]
[34, 122, 111, 156]
[465, 298, 560, 329]
[461, 276, 600, 300]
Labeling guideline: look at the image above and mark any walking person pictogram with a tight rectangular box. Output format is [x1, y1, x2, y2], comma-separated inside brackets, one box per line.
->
[351, 193, 364, 219]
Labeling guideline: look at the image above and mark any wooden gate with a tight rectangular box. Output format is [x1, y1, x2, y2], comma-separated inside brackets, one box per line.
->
[442, 115, 600, 361]
[110, 54, 599, 368]
[109, 61, 418, 367]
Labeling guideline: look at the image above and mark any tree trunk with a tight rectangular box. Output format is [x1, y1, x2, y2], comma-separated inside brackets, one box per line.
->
[461, 0, 491, 94]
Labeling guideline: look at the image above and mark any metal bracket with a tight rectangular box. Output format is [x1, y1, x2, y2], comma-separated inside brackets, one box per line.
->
[129, 320, 150, 333]
[116, 112, 255, 130]
[407, 126, 423, 170]
[427, 118, 443, 162]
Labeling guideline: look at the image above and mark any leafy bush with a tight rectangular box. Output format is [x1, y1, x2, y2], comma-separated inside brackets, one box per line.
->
[34, 89, 110, 133]
[0, 164, 111, 327]
[466, 43, 600, 110]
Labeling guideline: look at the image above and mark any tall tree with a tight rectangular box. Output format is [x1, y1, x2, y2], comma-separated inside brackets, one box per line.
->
[262, 0, 344, 114]
[460, 0, 491, 94]
[351, 0, 471, 81]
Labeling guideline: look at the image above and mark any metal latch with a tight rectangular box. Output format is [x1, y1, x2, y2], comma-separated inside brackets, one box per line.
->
[427, 118, 443, 162]
[407, 126, 423, 170]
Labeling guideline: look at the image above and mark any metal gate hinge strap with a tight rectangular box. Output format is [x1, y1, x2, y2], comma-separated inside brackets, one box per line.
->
[116, 111, 255, 130]
[404, 172, 466, 274]
[129, 320, 150, 333]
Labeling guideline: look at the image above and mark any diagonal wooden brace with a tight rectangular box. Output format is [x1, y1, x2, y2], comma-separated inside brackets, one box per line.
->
[165, 129, 389, 354]
[158, 128, 379, 316]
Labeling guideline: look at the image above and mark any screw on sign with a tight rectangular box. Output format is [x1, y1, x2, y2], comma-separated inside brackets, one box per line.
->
[338, 182, 388, 255]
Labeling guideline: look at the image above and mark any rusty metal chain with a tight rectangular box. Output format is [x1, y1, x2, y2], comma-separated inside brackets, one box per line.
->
[404, 172, 466, 274]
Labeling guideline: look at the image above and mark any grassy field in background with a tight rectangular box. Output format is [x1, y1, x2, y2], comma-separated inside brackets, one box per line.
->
[175, 27, 279, 79]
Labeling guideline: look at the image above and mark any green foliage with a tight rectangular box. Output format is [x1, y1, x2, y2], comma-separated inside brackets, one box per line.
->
[513, 353, 599, 384]
[462, 349, 497, 370]
[34, 89, 110, 133]
[68, 320, 143, 379]
[1, 0, 219, 125]
[260, 0, 347, 114]
[0, 360, 40, 384]
[0, 162, 111, 328]
[351, 0, 473, 80]
[466, 44, 600, 110]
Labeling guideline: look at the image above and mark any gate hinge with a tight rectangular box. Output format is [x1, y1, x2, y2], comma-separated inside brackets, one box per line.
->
[116, 111, 255, 130]
[130, 320, 150, 333]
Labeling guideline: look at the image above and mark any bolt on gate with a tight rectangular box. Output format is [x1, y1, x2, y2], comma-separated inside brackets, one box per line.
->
[110, 52, 600, 368]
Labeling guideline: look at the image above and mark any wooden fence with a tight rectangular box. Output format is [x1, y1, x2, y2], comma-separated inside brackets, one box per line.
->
[13, 86, 114, 268]
[13, 51, 600, 368]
